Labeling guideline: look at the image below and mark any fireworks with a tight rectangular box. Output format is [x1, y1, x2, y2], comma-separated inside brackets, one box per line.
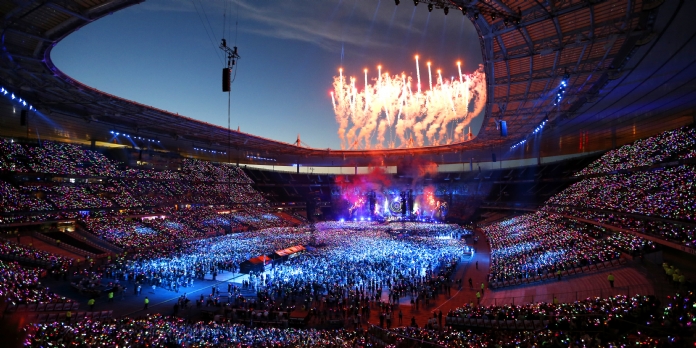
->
[331, 56, 486, 149]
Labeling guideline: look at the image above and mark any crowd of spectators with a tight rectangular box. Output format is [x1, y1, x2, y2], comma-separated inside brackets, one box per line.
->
[440, 291, 692, 346]
[0, 259, 73, 305]
[550, 206, 696, 248]
[447, 294, 656, 324]
[181, 158, 254, 183]
[482, 212, 621, 283]
[261, 222, 469, 312]
[0, 138, 29, 173]
[5, 180, 266, 215]
[549, 165, 696, 222]
[0, 180, 54, 213]
[78, 206, 299, 250]
[0, 139, 268, 225]
[101, 226, 312, 292]
[381, 326, 652, 348]
[25, 314, 367, 347]
[25, 289, 695, 347]
[0, 239, 73, 270]
[604, 231, 657, 255]
[576, 126, 696, 176]
[232, 207, 295, 229]
[27, 185, 115, 210]
[90, 182, 143, 208]
[0, 141, 120, 177]
[558, 216, 657, 255]
[0, 140, 254, 183]
[81, 215, 206, 250]
[97, 222, 470, 303]
[121, 179, 174, 206]
[167, 207, 245, 236]
[183, 182, 265, 204]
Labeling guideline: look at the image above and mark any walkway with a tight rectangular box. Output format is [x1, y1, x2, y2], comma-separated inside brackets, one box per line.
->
[19, 235, 82, 260]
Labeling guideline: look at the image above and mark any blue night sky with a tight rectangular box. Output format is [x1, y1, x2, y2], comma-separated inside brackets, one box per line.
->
[52, 0, 484, 150]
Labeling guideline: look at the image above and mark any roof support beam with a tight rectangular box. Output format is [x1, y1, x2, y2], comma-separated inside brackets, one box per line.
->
[494, 58, 608, 85]
[4, 28, 53, 42]
[484, 0, 606, 39]
[45, 2, 93, 22]
[490, 23, 642, 63]
[9, 53, 43, 63]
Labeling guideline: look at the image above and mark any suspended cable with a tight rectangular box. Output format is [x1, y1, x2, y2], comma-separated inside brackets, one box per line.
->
[222, 0, 227, 40]
[189, 0, 223, 65]
[219, 0, 241, 221]
[196, 0, 218, 41]
[234, 1, 239, 46]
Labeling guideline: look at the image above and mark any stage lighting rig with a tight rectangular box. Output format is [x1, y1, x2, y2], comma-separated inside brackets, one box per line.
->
[399, 0, 521, 24]
[510, 139, 526, 150]
[532, 117, 548, 134]
[553, 72, 571, 106]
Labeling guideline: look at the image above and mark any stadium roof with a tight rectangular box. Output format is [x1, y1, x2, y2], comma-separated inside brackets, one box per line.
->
[0, 0, 694, 167]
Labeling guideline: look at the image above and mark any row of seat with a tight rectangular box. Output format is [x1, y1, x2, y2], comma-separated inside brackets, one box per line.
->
[227, 309, 289, 321]
[5, 301, 79, 313]
[28, 310, 113, 324]
[490, 258, 625, 289]
[446, 316, 551, 330]
[0, 254, 55, 268]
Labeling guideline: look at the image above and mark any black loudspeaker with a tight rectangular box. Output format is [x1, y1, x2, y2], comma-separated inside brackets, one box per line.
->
[492, 153, 496, 162]
[20, 110, 27, 126]
[222, 68, 231, 92]
[499, 120, 507, 137]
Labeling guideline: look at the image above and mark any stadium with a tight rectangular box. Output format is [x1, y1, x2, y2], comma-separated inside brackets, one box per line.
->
[1, 0, 695, 346]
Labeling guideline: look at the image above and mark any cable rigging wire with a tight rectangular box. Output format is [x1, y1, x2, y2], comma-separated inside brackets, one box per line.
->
[221, 0, 241, 219]
[189, 0, 223, 65]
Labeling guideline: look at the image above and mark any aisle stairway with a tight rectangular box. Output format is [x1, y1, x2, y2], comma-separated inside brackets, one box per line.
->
[19, 236, 82, 260]
[274, 212, 303, 226]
